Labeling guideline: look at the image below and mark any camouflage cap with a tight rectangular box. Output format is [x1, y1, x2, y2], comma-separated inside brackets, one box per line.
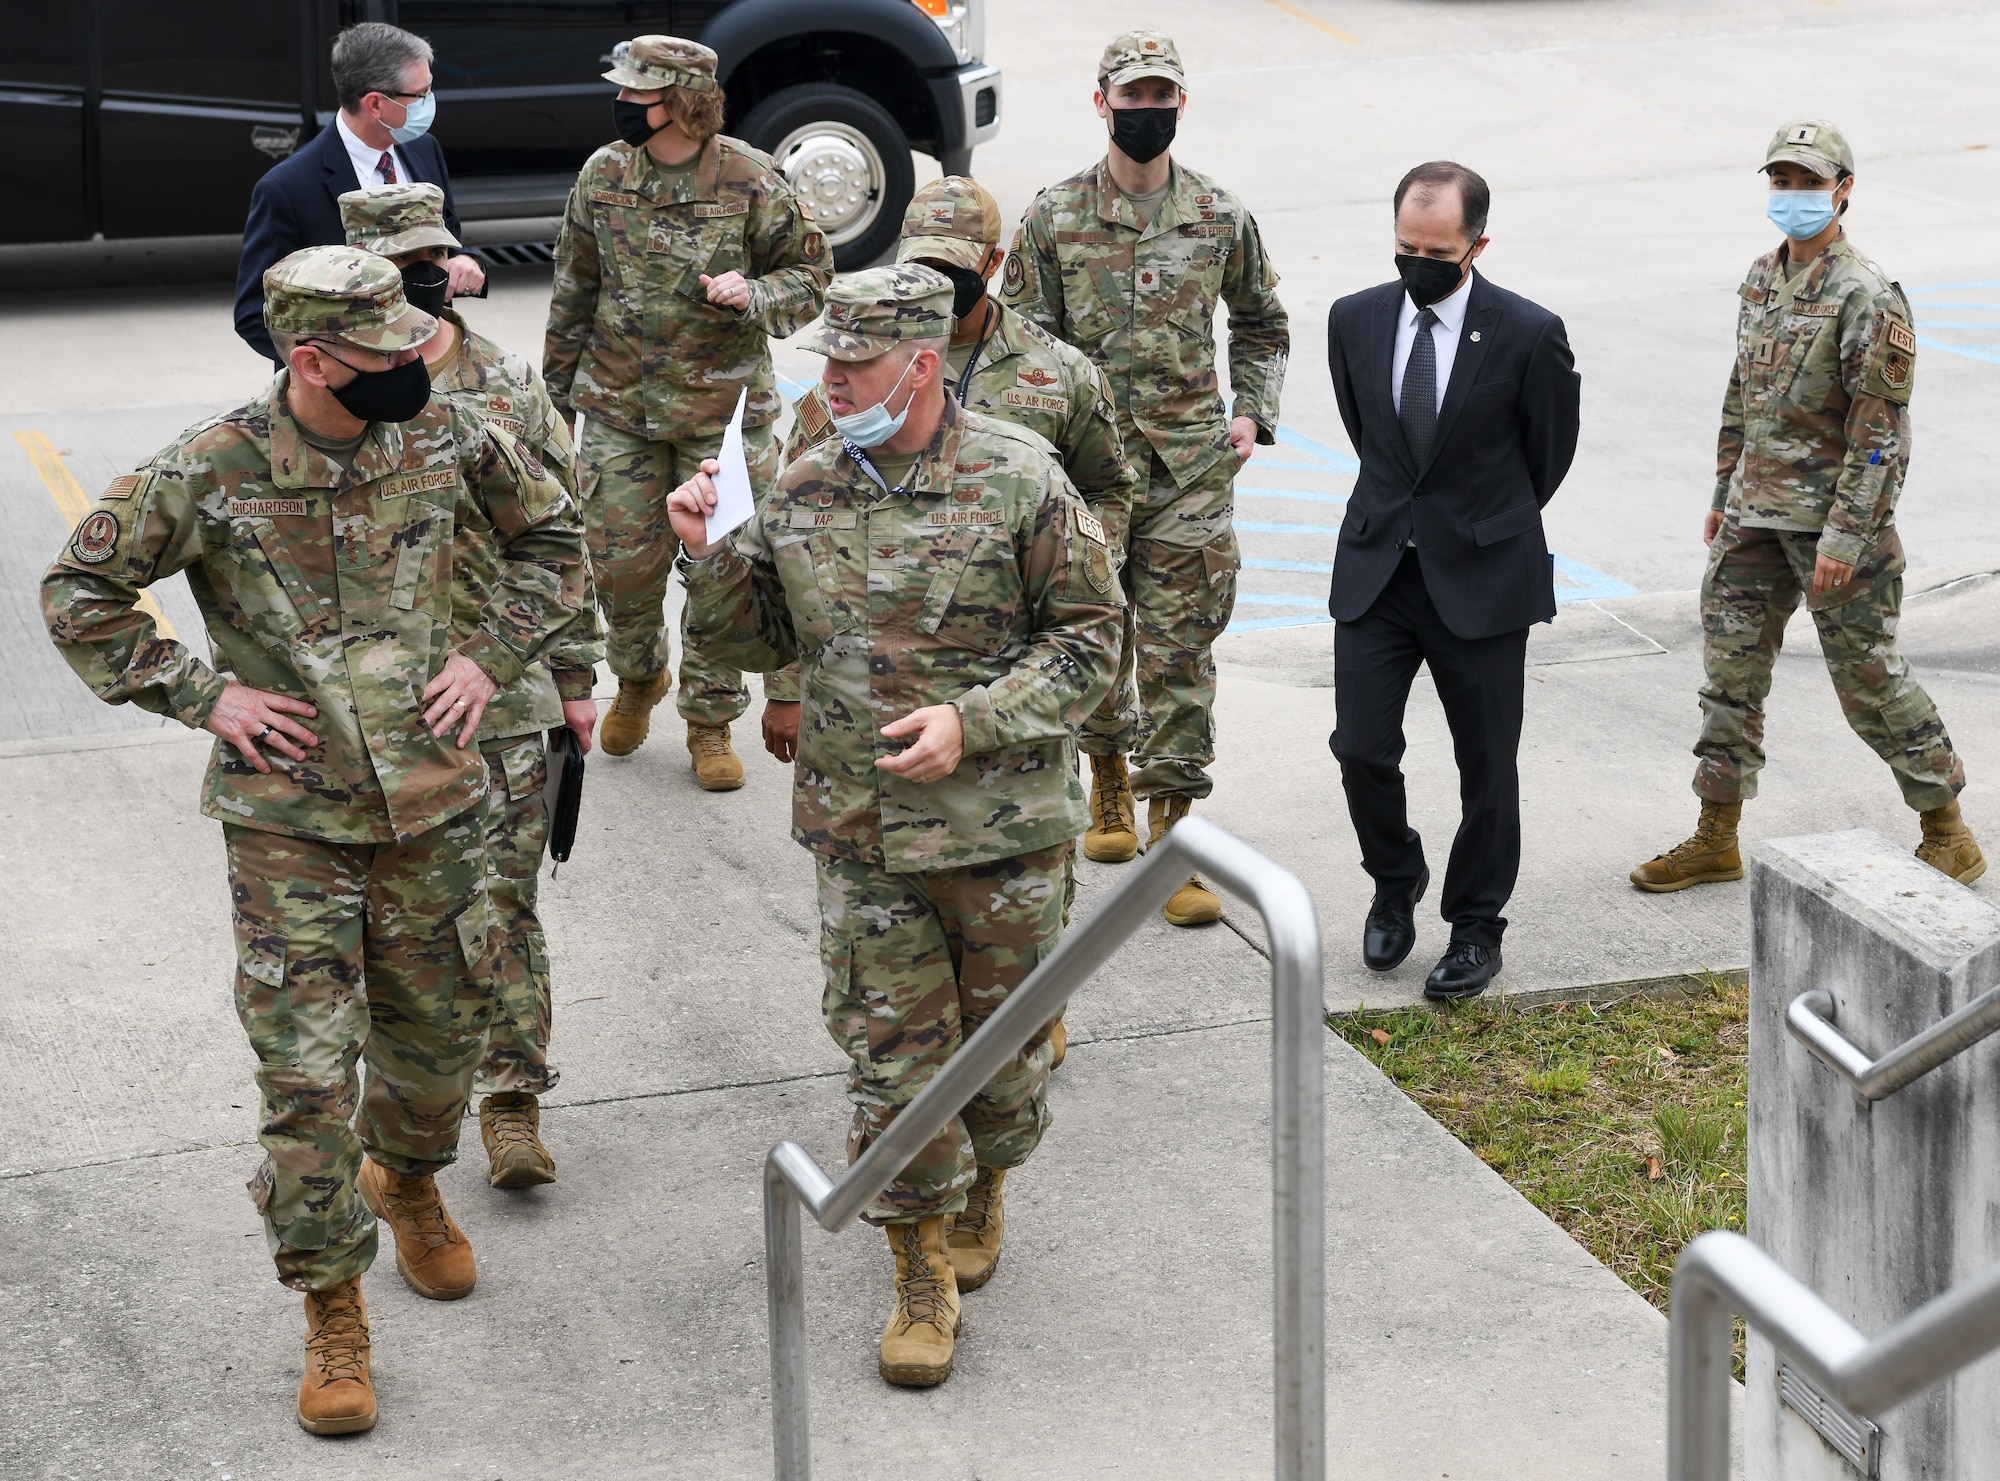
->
[895, 176, 1003, 272]
[1764, 119, 1854, 179]
[339, 183, 460, 258]
[603, 35, 719, 93]
[1099, 30, 1186, 89]
[798, 265, 954, 361]
[262, 244, 436, 353]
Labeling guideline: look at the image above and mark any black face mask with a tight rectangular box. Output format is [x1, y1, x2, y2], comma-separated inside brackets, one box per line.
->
[1394, 243, 1475, 309]
[613, 98, 664, 147]
[938, 263, 990, 321]
[1108, 105, 1177, 165]
[400, 260, 451, 318]
[321, 349, 433, 424]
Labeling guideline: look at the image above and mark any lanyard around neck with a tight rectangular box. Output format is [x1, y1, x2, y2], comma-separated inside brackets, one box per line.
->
[843, 438, 908, 497]
[951, 302, 998, 408]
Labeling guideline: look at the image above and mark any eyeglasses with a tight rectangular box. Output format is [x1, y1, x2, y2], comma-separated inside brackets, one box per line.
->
[376, 88, 433, 104]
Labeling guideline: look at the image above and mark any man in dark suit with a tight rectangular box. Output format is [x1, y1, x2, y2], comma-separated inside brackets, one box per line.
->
[1324, 161, 1580, 1000]
[233, 22, 484, 365]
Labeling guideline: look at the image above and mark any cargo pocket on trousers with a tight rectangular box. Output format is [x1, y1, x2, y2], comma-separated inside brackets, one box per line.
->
[451, 890, 497, 1043]
[819, 929, 864, 1063]
[1198, 529, 1241, 637]
[1881, 685, 1951, 780]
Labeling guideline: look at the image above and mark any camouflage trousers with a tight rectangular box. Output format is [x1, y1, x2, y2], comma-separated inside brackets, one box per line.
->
[224, 803, 497, 1292]
[578, 418, 799, 719]
[1080, 451, 1239, 802]
[1695, 518, 1963, 811]
[818, 843, 1066, 1225]
[473, 733, 558, 1097]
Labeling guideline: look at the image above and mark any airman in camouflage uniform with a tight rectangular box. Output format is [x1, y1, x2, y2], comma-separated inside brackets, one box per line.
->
[543, 34, 831, 782]
[1003, 30, 1289, 925]
[671, 267, 1123, 1388]
[1633, 121, 1983, 892]
[41, 246, 591, 1436]
[344, 183, 606, 1188]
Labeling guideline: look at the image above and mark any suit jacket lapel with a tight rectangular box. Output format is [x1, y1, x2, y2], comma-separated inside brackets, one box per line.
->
[1419, 270, 1496, 481]
[1370, 284, 1416, 482]
[319, 121, 354, 218]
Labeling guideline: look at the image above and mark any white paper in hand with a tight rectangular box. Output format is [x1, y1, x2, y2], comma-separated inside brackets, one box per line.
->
[705, 388, 756, 545]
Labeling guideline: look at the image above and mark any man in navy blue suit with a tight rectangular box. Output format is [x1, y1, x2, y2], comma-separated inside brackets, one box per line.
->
[1324, 161, 1580, 1001]
[234, 22, 485, 365]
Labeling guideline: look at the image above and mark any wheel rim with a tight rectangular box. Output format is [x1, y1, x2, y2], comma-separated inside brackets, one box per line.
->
[771, 122, 886, 246]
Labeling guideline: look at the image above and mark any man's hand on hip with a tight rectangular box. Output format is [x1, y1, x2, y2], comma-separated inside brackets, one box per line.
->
[447, 254, 487, 297]
[1812, 551, 1855, 596]
[422, 652, 499, 748]
[1228, 416, 1259, 461]
[1703, 510, 1725, 546]
[204, 680, 320, 775]
[876, 704, 964, 783]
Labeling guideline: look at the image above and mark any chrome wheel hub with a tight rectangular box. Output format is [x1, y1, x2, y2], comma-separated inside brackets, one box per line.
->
[773, 123, 885, 244]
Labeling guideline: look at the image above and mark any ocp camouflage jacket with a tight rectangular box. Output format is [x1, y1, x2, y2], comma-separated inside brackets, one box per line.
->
[543, 133, 831, 439]
[1001, 157, 1289, 491]
[434, 308, 605, 743]
[1715, 233, 1917, 569]
[41, 376, 590, 845]
[682, 401, 1124, 872]
[783, 299, 1139, 550]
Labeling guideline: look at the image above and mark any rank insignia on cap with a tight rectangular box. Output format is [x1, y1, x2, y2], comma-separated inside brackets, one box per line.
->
[927, 205, 955, 226]
[1789, 125, 1819, 144]
[1142, 39, 1160, 51]
[71, 510, 121, 564]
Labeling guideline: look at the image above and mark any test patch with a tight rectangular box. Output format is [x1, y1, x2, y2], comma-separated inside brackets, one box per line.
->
[1072, 505, 1107, 546]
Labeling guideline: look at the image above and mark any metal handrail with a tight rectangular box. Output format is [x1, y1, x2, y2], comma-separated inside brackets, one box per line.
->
[760, 816, 1325, 1481]
[1668, 1230, 2000, 1479]
[1786, 984, 2000, 1101]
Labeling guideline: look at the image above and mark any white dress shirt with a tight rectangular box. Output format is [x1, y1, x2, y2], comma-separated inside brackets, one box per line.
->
[1390, 271, 1474, 414]
[335, 112, 413, 192]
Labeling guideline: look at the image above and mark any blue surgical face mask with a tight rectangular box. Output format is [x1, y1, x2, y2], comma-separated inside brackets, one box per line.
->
[389, 91, 436, 145]
[830, 352, 921, 449]
[1767, 188, 1836, 241]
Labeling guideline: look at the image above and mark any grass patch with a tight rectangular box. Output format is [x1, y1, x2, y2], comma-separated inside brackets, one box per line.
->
[1331, 971, 1747, 1321]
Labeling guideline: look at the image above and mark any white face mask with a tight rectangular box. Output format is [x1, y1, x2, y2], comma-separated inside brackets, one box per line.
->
[830, 352, 920, 448]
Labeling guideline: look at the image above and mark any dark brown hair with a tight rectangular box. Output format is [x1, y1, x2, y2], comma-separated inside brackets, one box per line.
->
[1393, 161, 1491, 241]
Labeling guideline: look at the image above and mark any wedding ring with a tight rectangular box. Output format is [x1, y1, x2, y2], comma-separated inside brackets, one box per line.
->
[255, 724, 272, 741]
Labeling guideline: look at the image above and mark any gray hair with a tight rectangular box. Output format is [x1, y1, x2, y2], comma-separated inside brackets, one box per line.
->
[331, 23, 434, 114]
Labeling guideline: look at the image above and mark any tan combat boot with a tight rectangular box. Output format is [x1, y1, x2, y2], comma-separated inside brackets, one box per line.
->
[1917, 799, 1987, 884]
[1147, 795, 1222, 926]
[687, 722, 746, 791]
[358, 1158, 477, 1300]
[297, 1279, 376, 1435]
[1629, 802, 1744, 892]
[599, 673, 669, 756]
[1083, 752, 1140, 862]
[480, 1092, 556, 1189]
[1047, 1012, 1067, 1070]
[878, 1216, 960, 1387]
[946, 1165, 1007, 1293]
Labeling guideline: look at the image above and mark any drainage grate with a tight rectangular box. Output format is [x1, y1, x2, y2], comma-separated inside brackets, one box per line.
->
[1778, 1362, 1883, 1477]
[470, 241, 556, 268]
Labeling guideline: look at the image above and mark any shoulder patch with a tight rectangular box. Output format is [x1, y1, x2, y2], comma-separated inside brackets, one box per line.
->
[101, 473, 142, 500]
[1072, 504, 1107, 546]
[1886, 320, 1917, 354]
[1002, 253, 1026, 297]
[70, 510, 121, 564]
[794, 388, 835, 445]
[1865, 323, 1916, 404]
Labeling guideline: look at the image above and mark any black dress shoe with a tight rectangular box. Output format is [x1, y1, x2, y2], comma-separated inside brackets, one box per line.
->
[1362, 866, 1429, 972]
[1424, 942, 1501, 1001]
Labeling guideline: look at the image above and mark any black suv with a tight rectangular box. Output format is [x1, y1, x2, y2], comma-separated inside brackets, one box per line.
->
[2, 0, 1002, 267]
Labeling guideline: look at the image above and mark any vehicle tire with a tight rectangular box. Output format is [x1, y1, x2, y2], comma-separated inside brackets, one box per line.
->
[738, 83, 914, 270]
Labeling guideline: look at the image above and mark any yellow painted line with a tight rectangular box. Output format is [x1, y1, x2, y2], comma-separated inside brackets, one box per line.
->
[1261, 0, 1361, 43]
[14, 429, 178, 641]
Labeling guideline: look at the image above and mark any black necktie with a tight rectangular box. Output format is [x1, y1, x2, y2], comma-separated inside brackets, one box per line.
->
[1399, 306, 1440, 465]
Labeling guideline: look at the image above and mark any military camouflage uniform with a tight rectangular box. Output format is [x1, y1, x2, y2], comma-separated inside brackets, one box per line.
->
[1003, 57, 1288, 801]
[544, 39, 829, 718]
[1698, 218, 1961, 811]
[42, 248, 590, 1291]
[428, 311, 605, 1095]
[343, 183, 607, 1097]
[681, 268, 1124, 1221]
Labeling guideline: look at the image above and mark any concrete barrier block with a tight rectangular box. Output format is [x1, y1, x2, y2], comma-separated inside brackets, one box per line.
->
[1748, 830, 2000, 1478]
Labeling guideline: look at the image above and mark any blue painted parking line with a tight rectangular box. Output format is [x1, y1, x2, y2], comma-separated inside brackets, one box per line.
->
[1552, 553, 1638, 602]
[1237, 519, 1343, 536]
[1238, 486, 1349, 506]
[1917, 335, 2000, 366]
[1245, 556, 1333, 573]
[1235, 592, 1324, 607]
[1272, 422, 1361, 472]
[1906, 281, 2000, 366]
